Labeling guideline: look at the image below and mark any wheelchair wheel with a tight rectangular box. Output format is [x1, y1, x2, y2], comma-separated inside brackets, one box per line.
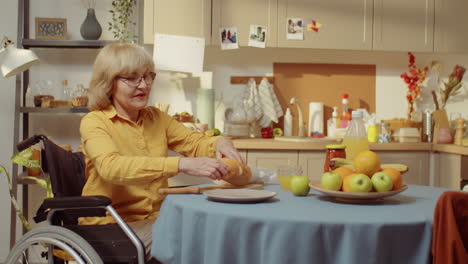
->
[6, 225, 103, 264]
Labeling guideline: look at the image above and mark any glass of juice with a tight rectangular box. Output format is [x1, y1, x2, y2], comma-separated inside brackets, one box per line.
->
[277, 166, 303, 191]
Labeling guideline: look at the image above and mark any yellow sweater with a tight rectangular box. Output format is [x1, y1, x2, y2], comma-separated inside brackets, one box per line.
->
[79, 106, 219, 225]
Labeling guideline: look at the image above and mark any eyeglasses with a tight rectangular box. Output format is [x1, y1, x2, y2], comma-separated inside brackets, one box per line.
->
[117, 72, 156, 87]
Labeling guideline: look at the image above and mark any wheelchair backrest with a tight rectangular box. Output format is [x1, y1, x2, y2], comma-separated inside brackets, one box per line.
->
[41, 138, 86, 197]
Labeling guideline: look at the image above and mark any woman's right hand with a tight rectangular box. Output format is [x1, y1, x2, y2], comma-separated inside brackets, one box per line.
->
[179, 157, 229, 180]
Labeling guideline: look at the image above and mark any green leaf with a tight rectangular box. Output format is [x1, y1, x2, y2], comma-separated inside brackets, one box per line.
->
[23, 176, 48, 190]
[11, 149, 33, 165]
[0, 166, 3, 173]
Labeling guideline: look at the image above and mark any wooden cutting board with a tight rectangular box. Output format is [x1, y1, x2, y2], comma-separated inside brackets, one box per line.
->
[159, 183, 264, 194]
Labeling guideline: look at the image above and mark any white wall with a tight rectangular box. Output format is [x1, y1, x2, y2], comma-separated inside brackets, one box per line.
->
[0, 0, 19, 260]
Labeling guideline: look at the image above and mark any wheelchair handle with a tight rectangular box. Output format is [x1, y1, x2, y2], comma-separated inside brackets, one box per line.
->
[17, 134, 47, 151]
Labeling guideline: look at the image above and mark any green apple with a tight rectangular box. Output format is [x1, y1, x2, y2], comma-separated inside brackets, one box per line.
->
[320, 172, 342, 191]
[371, 171, 393, 192]
[290, 175, 310, 196]
[348, 173, 372, 193]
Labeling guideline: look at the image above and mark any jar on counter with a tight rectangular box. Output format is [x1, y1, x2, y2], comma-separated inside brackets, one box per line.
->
[324, 144, 346, 172]
[378, 123, 391, 143]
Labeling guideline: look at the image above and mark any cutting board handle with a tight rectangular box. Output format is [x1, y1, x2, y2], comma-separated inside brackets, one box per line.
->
[159, 187, 201, 194]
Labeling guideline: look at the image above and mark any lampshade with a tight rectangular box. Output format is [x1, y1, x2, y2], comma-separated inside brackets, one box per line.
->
[0, 45, 39, 78]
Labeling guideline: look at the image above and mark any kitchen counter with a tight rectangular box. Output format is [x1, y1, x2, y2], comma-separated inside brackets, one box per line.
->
[432, 144, 468, 156]
[232, 138, 447, 153]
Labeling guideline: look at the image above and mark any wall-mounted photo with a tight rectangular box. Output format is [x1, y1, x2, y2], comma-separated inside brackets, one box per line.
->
[35, 17, 67, 40]
[248, 25, 267, 48]
[219, 27, 239, 50]
[287, 18, 303, 40]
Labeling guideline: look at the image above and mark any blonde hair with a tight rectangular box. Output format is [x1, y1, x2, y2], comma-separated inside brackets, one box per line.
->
[87, 42, 155, 111]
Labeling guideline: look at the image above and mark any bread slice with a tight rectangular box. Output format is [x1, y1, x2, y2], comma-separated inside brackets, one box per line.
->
[221, 158, 252, 186]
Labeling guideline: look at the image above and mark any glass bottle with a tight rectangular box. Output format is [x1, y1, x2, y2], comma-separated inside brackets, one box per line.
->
[342, 110, 369, 160]
[324, 144, 346, 172]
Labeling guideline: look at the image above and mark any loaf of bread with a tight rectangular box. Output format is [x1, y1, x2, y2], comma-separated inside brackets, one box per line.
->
[221, 158, 252, 186]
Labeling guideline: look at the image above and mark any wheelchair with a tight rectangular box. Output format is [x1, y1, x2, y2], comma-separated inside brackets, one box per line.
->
[6, 135, 151, 264]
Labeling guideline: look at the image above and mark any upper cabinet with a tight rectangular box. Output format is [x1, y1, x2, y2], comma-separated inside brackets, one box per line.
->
[277, 0, 373, 50]
[434, 0, 468, 53]
[143, 0, 211, 44]
[212, 0, 278, 47]
[373, 0, 434, 52]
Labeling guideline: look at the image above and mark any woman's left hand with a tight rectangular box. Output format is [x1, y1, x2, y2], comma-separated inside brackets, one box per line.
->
[215, 138, 245, 164]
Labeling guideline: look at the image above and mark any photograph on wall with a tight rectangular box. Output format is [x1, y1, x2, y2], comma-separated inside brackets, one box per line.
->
[286, 18, 303, 40]
[248, 25, 267, 48]
[35, 17, 67, 40]
[220, 27, 239, 50]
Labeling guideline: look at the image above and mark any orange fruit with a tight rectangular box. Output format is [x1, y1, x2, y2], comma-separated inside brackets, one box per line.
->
[332, 167, 354, 181]
[342, 173, 357, 192]
[353, 151, 381, 177]
[382, 168, 402, 191]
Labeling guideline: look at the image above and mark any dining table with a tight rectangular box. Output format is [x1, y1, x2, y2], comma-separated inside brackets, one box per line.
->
[151, 183, 448, 264]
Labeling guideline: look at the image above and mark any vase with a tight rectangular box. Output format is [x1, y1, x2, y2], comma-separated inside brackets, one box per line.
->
[437, 128, 453, 144]
[80, 8, 102, 40]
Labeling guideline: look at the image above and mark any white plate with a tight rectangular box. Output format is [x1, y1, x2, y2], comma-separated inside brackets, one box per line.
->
[203, 189, 277, 203]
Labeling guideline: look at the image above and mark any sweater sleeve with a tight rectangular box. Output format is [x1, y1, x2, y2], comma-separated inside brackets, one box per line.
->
[80, 113, 180, 185]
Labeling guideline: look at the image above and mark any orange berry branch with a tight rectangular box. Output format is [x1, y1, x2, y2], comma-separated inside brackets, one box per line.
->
[400, 52, 428, 120]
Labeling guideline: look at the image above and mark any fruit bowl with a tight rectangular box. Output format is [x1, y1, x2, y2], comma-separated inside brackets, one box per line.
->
[309, 182, 408, 202]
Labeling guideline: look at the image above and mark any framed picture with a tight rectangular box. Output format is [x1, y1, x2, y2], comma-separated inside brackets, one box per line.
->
[35, 17, 67, 40]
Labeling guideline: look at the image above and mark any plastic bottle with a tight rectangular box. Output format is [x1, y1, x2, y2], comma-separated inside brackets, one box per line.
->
[332, 106, 340, 128]
[339, 94, 351, 128]
[284, 107, 292, 137]
[342, 110, 369, 160]
[367, 119, 378, 143]
[327, 107, 339, 137]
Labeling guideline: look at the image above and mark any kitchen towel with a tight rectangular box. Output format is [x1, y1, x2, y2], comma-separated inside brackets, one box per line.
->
[245, 78, 263, 121]
[258, 78, 283, 127]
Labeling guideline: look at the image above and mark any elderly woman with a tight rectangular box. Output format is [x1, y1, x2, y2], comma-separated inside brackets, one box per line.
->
[79, 42, 243, 260]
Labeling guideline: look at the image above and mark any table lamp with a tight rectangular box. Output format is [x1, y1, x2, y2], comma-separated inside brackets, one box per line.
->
[0, 36, 39, 78]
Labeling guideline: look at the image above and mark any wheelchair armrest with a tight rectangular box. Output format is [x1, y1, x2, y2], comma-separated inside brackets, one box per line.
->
[43, 195, 112, 209]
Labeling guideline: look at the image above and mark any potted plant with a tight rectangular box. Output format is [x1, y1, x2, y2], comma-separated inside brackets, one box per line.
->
[1, 148, 53, 232]
[108, 0, 137, 42]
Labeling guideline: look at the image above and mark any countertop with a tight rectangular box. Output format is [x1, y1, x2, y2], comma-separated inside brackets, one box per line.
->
[232, 138, 468, 155]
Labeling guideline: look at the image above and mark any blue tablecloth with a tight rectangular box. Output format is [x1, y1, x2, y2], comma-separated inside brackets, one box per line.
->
[152, 184, 447, 264]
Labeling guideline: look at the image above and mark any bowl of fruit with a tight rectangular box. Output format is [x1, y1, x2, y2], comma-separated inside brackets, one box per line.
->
[310, 150, 408, 202]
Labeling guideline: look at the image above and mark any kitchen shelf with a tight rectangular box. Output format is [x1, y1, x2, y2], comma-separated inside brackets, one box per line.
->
[20, 107, 89, 113]
[16, 172, 46, 185]
[22, 39, 113, 49]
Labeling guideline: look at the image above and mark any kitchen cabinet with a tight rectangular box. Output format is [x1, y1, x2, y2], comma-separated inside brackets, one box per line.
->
[212, 0, 277, 47]
[375, 151, 430, 186]
[298, 151, 325, 182]
[143, 0, 211, 44]
[433, 153, 467, 190]
[277, 0, 373, 50]
[373, 0, 434, 52]
[434, 0, 468, 53]
[246, 150, 298, 173]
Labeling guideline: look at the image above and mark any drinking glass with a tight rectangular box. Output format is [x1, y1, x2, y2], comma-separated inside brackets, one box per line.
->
[277, 165, 303, 191]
